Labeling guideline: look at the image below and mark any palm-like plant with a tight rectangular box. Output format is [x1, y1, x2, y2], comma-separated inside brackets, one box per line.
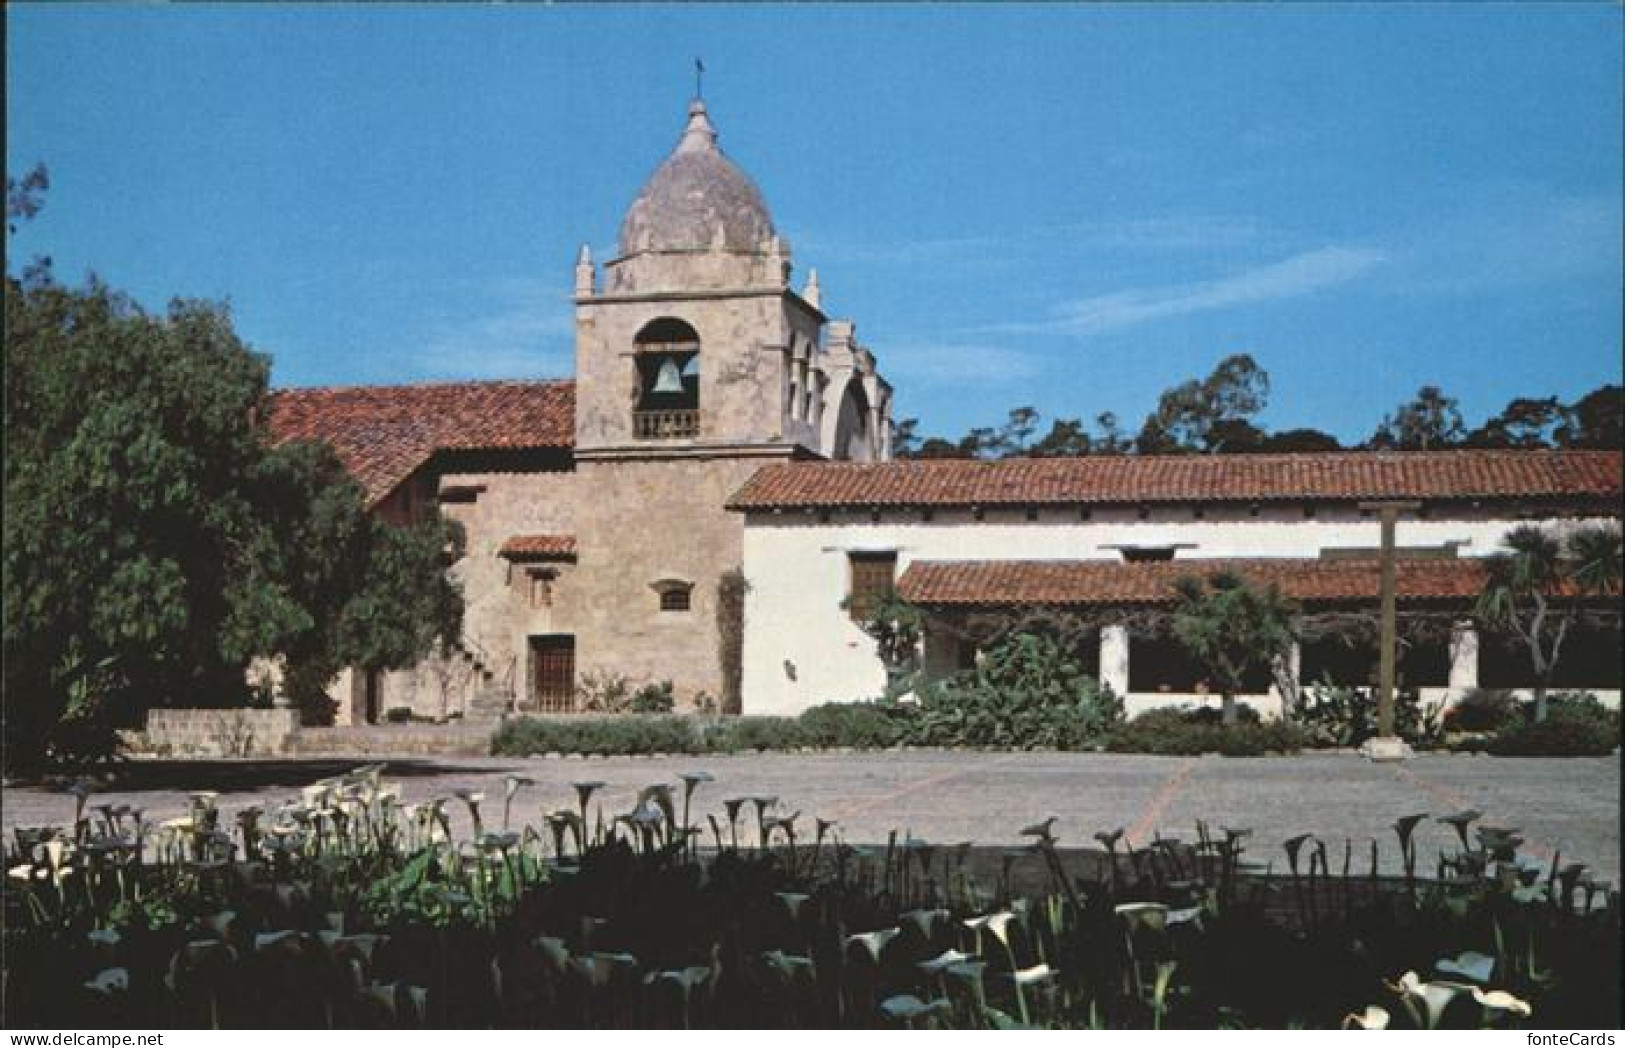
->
[1169, 571, 1299, 725]
[1476, 524, 1622, 722]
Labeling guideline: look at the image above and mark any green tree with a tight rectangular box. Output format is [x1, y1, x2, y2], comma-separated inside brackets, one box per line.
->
[3, 271, 463, 767]
[1258, 427, 1342, 453]
[1475, 524, 1623, 722]
[1466, 396, 1574, 449]
[1559, 384, 1623, 449]
[1030, 417, 1093, 457]
[1169, 571, 1299, 725]
[1136, 354, 1271, 454]
[1368, 385, 1465, 450]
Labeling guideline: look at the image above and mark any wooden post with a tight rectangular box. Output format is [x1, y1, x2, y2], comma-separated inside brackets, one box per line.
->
[1359, 500, 1420, 758]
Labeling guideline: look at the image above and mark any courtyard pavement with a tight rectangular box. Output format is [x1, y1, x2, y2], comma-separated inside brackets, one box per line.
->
[3, 751, 1618, 882]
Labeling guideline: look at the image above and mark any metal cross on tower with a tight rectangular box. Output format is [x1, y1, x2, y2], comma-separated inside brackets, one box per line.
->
[694, 58, 705, 100]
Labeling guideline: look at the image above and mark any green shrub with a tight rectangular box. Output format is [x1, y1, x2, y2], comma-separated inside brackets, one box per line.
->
[796, 701, 909, 748]
[1444, 688, 1520, 733]
[1487, 693, 1621, 756]
[629, 680, 676, 714]
[906, 632, 1123, 749]
[1295, 677, 1444, 748]
[1105, 706, 1308, 756]
[710, 716, 804, 753]
[492, 715, 703, 756]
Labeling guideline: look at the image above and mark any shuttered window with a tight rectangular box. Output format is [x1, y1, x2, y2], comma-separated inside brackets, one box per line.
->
[848, 552, 898, 621]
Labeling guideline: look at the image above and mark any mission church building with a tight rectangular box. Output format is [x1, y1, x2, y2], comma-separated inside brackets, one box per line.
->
[270, 97, 1622, 725]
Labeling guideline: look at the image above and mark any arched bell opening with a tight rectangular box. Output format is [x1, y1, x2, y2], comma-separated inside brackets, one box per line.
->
[832, 380, 874, 462]
[633, 317, 701, 439]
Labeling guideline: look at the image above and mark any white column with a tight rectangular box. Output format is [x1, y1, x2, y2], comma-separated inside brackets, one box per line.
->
[1448, 622, 1479, 692]
[1100, 625, 1131, 697]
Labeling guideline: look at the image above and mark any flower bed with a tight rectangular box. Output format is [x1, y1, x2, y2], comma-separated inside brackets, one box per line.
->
[2, 770, 1618, 1028]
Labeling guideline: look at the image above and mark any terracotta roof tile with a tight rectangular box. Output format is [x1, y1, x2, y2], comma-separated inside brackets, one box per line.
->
[268, 380, 574, 506]
[896, 557, 1490, 607]
[497, 534, 578, 559]
[728, 450, 1621, 510]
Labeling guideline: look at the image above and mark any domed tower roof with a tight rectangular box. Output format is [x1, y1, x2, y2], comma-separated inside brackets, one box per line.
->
[617, 100, 776, 256]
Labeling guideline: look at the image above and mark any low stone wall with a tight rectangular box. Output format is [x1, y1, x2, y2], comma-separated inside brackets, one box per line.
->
[138, 708, 301, 757]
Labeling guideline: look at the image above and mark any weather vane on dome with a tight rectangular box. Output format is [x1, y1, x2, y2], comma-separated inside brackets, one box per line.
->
[694, 58, 705, 101]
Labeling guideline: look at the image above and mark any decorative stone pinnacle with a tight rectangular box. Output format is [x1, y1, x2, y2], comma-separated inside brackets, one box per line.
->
[678, 99, 718, 153]
[804, 269, 821, 309]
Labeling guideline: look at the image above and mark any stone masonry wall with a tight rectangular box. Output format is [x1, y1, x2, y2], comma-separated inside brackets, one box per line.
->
[139, 708, 301, 757]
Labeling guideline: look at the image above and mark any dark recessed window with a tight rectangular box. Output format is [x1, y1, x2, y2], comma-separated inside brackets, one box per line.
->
[660, 587, 691, 612]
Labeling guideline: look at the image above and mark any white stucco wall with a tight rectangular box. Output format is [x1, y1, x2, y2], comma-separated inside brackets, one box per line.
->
[739, 503, 1620, 716]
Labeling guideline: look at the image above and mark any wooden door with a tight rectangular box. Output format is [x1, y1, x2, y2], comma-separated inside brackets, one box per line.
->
[531, 636, 576, 712]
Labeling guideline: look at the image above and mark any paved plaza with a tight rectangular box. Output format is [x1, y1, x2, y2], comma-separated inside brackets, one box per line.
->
[4, 751, 1618, 881]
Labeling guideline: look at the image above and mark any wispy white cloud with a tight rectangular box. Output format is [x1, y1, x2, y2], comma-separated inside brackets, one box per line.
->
[1390, 188, 1621, 296]
[879, 341, 1045, 386]
[988, 245, 1387, 336]
[413, 275, 575, 379]
[1058, 216, 1271, 252]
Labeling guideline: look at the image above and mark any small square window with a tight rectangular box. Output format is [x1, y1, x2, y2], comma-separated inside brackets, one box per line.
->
[660, 587, 692, 612]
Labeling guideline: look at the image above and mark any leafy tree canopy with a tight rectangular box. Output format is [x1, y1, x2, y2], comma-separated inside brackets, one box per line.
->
[1169, 571, 1299, 724]
[4, 264, 462, 767]
[1136, 353, 1270, 454]
[1368, 385, 1466, 451]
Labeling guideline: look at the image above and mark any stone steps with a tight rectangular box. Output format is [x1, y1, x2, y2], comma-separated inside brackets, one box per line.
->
[285, 724, 496, 757]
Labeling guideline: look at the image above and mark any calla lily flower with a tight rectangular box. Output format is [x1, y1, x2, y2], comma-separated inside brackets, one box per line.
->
[254, 930, 303, 952]
[983, 910, 1018, 946]
[655, 966, 710, 992]
[918, 948, 973, 974]
[503, 775, 533, 800]
[84, 968, 129, 995]
[1388, 971, 1471, 1028]
[1471, 987, 1532, 1017]
[1435, 951, 1495, 983]
[572, 781, 605, 806]
[846, 927, 900, 963]
[534, 936, 570, 970]
[776, 892, 811, 919]
[1114, 902, 1170, 932]
[761, 950, 815, 977]
[1393, 813, 1429, 853]
[87, 928, 120, 947]
[1342, 1005, 1390, 1030]
[1095, 828, 1125, 849]
[901, 907, 949, 936]
[880, 994, 949, 1020]
[1020, 817, 1058, 841]
[1282, 834, 1315, 871]
[1437, 810, 1482, 848]
[946, 960, 987, 982]
[1011, 963, 1057, 986]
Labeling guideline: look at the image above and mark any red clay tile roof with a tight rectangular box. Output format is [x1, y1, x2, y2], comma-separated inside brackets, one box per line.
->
[268, 380, 574, 506]
[497, 534, 578, 559]
[896, 557, 1491, 607]
[728, 450, 1622, 510]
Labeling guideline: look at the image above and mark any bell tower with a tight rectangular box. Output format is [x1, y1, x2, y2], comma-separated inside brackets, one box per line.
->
[572, 98, 862, 457]
[562, 96, 892, 710]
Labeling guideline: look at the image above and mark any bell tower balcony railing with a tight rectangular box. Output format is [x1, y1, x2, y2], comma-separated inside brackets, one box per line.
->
[633, 408, 700, 440]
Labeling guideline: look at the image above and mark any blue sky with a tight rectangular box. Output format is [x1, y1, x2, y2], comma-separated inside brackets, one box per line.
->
[8, 4, 1621, 443]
